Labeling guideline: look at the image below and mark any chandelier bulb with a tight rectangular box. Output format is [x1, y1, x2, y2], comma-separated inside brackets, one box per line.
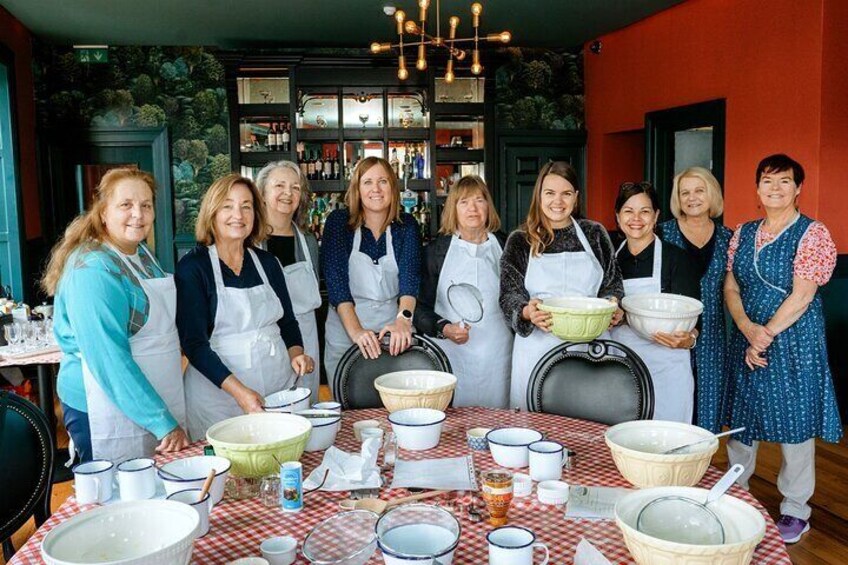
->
[445, 70, 455, 84]
[418, 0, 430, 7]
[404, 20, 420, 34]
[395, 9, 406, 23]
[398, 67, 410, 81]
[416, 45, 427, 70]
[471, 2, 483, 16]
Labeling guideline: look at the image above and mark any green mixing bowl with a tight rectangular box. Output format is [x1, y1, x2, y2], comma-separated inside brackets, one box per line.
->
[538, 297, 617, 342]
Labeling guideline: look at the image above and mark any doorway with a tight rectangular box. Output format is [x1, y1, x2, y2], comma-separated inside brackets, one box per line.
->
[0, 55, 24, 300]
[645, 99, 726, 221]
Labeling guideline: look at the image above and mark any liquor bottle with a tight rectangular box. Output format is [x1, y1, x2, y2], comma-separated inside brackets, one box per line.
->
[281, 122, 290, 152]
[324, 151, 333, 181]
[345, 154, 353, 180]
[332, 152, 341, 180]
[272, 123, 281, 151]
[415, 143, 425, 179]
[403, 144, 412, 180]
[390, 148, 400, 177]
[307, 151, 316, 180]
[315, 150, 324, 181]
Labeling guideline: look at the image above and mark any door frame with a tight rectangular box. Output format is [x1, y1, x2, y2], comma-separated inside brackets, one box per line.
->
[0, 45, 25, 299]
[645, 99, 726, 221]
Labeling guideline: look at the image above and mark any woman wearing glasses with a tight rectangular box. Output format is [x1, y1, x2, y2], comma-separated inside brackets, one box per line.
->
[256, 161, 322, 403]
[499, 162, 623, 410]
[610, 182, 701, 423]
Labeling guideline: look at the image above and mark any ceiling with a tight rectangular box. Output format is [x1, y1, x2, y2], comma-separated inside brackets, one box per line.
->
[1, 0, 684, 49]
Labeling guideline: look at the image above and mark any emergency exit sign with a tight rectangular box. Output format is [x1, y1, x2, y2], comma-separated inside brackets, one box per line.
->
[74, 46, 109, 64]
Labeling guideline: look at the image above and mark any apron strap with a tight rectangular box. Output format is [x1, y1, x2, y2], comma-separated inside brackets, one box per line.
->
[246, 248, 272, 286]
[208, 244, 226, 292]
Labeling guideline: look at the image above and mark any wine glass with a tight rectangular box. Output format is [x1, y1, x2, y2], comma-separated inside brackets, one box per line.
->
[4, 322, 20, 353]
[358, 113, 369, 127]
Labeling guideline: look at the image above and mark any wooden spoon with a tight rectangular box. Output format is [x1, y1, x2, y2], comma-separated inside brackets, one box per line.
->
[339, 490, 448, 513]
[199, 468, 216, 503]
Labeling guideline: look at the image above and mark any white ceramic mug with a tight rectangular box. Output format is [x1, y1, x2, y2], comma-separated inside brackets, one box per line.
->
[260, 536, 298, 565]
[487, 526, 549, 565]
[117, 457, 156, 501]
[167, 488, 212, 537]
[528, 441, 568, 482]
[73, 459, 114, 504]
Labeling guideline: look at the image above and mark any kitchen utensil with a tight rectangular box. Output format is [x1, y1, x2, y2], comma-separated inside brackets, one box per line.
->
[388, 408, 446, 450]
[486, 427, 544, 468]
[537, 297, 616, 342]
[158, 456, 232, 505]
[154, 463, 185, 481]
[374, 371, 457, 413]
[662, 427, 746, 455]
[487, 526, 549, 565]
[166, 488, 212, 537]
[528, 440, 568, 482]
[261, 536, 297, 565]
[339, 489, 448, 513]
[636, 464, 745, 545]
[621, 292, 703, 340]
[72, 460, 114, 505]
[117, 458, 156, 501]
[302, 510, 379, 565]
[446, 282, 484, 327]
[199, 468, 216, 502]
[376, 504, 461, 565]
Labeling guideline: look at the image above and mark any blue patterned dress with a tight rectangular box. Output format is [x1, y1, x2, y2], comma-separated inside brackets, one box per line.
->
[726, 215, 842, 445]
[660, 219, 732, 433]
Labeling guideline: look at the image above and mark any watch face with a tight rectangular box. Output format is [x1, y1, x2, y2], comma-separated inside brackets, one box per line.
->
[402, 309, 413, 319]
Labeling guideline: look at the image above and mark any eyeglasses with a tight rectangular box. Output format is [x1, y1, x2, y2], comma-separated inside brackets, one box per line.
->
[620, 181, 654, 190]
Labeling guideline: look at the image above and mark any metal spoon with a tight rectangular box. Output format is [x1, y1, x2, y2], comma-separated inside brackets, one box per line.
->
[155, 463, 185, 481]
[662, 427, 746, 455]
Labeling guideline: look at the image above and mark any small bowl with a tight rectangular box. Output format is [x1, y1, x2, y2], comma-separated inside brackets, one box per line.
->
[353, 420, 382, 442]
[466, 427, 491, 451]
[388, 408, 446, 451]
[295, 409, 342, 452]
[158, 455, 231, 506]
[264, 387, 312, 413]
[312, 401, 342, 413]
[537, 480, 570, 505]
[261, 535, 297, 565]
[513, 473, 533, 498]
[486, 427, 544, 468]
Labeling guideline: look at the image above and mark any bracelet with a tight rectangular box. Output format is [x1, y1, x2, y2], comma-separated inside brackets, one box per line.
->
[689, 332, 698, 350]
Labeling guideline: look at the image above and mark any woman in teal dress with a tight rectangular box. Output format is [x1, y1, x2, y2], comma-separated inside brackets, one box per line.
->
[659, 167, 732, 432]
[724, 154, 841, 544]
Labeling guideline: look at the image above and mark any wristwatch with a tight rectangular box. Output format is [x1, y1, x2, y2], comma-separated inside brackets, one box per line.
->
[435, 319, 450, 339]
[397, 309, 413, 322]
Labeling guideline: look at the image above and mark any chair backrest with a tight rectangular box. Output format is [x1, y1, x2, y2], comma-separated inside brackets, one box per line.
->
[333, 333, 452, 409]
[526, 339, 654, 425]
[0, 391, 54, 545]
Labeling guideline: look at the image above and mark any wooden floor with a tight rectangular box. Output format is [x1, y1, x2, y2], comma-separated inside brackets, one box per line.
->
[5, 393, 847, 563]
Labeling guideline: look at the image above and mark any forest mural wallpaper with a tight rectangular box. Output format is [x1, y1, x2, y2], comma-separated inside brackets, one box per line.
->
[34, 45, 230, 235]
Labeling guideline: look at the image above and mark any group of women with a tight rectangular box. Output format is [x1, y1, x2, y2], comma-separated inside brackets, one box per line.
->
[47, 152, 839, 544]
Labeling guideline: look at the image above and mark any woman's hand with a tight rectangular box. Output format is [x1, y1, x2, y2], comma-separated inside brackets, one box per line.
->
[654, 330, 696, 349]
[522, 299, 552, 332]
[742, 320, 774, 351]
[222, 376, 265, 414]
[352, 328, 382, 359]
[156, 426, 190, 453]
[291, 353, 315, 377]
[379, 317, 413, 356]
[443, 323, 470, 345]
[745, 345, 768, 370]
[610, 307, 625, 327]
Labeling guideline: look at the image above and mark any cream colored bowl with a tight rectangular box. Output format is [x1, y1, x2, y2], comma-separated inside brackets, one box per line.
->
[206, 412, 311, 478]
[622, 293, 704, 340]
[538, 297, 616, 342]
[615, 486, 766, 565]
[374, 371, 457, 413]
[605, 421, 718, 488]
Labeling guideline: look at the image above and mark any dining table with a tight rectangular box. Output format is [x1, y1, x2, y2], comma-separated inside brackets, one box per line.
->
[9, 406, 792, 564]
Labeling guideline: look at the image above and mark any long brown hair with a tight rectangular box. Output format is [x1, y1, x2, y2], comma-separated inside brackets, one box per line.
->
[523, 161, 579, 256]
[195, 173, 269, 247]
[41, 168, 156, 296]
[439, 175, 501, 235]
[345, 156, 400, 233]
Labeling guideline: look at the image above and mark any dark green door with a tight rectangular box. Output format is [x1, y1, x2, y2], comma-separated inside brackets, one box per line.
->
[498, 132, 586, 233]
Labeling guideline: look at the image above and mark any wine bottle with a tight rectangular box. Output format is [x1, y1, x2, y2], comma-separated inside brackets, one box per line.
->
[390, 148, 400, 177]
[315, 150, 324, 181]
[307, 150, 316, 180]
[281, 122, 290, 152]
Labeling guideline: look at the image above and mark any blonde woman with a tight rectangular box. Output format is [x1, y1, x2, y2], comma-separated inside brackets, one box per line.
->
[44, 168, 188, 463]
[417, 176, 511, 407]
[256, 161, 321, 404]
[658, 166, 732, 432]
[499, 162, 623, 410]
[321, 157, 421, 394]
[176, 173, 313, 440]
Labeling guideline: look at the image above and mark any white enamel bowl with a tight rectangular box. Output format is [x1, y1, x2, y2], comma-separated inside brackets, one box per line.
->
[158, 455, 231, 505]
[622, 293, 704, 340]
[615, 486, 766, 565]
[486, 428, 544, 468]
[264, 387, 312, 413]
[295, 409, 342, 452]
[376, 504, 461, 565]
[41, 500, 200, 565]
[605, 420, 718, 488]
[374, 371, 457, 413]
[388, 408, 446, 451]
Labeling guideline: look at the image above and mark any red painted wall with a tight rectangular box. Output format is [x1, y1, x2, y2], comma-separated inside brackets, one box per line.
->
[0, 5, 41, 240]
[582, 0, 848, 249]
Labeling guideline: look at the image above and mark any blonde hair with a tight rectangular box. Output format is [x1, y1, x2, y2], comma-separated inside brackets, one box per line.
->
[255, 160, 312, 230]
[670, 167, 724, 219]
[523, 161, 579, 256]
[195, 173, 269, 247]
[41, 168, 156, 296]
[439, 175, 501, 235]
[345, 157, 400, 233]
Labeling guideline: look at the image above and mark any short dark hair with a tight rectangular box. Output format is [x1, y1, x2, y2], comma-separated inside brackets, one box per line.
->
[756, 154, 805, 186]
[615, 181, 660, 214]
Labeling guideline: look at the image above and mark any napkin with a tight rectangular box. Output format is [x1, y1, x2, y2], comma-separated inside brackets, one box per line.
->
[573, 538, 613, 565]
[389, 455, 478, 491]
[303, 438, 382, 491]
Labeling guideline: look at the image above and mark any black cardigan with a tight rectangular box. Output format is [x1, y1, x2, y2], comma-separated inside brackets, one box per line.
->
[417, 232, 508, 337]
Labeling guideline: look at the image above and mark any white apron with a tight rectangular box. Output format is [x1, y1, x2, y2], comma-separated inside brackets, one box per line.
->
[433, 234, 512, 408]
[185, 246, 293, 441]
[278, 228, 322, 404]
[324, 226, 400, 397]
[510, 221, 606, 410]
[609, 237, 694, 423]
[82, 244, 186, 463]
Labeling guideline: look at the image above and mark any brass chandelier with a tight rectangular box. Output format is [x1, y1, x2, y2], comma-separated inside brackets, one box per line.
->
[371, 0, 512, 82]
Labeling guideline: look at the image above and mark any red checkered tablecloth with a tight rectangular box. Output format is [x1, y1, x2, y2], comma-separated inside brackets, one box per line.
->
[11, 407, 791, 564]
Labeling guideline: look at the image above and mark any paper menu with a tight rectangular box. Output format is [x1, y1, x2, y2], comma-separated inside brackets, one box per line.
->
[565, 485, 632, 519]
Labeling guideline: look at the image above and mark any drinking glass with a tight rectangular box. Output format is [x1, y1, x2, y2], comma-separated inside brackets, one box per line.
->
[260, 475, 281, 508]
[4, 322, 20, 353]
[481, 469, 514, 526]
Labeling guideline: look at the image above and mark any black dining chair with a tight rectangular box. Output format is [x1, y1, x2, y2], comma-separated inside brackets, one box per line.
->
[333, 333, 453, 409]
[0, 391, 54, 560]
[526, 339, 654, 425]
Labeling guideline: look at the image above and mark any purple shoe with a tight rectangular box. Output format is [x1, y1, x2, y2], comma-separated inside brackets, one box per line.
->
[777, 515, 810, 543]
